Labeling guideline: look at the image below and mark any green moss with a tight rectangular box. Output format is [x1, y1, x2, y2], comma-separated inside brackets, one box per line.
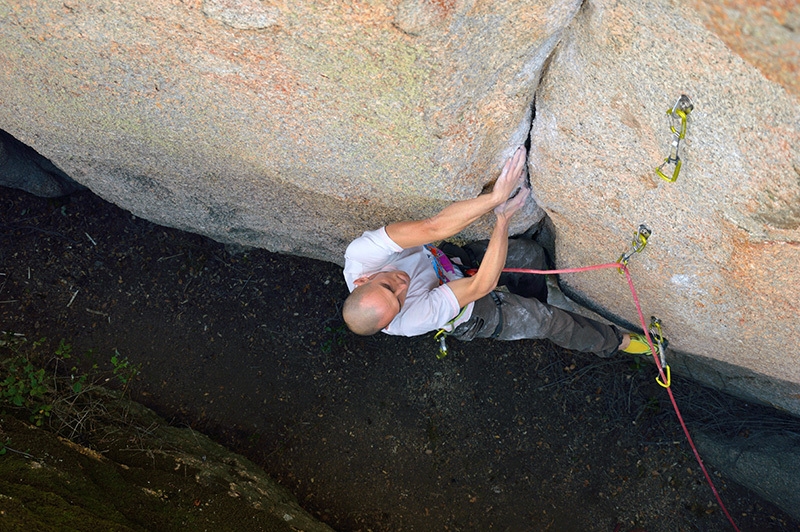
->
[0, 399, 331, 531]
[0, 438, 142, 531]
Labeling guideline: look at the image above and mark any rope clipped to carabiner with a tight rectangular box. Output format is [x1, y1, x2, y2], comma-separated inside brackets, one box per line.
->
[649, 316, 671, 387]
[655, 94, 693, 182]
[617, 224, 651, 273]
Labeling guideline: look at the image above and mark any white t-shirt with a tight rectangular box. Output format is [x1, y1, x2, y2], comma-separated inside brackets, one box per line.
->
[343, 227, 474, 336]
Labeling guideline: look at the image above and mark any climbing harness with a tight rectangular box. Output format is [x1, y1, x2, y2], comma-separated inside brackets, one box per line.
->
[616, 224, 651, 273]
[425, 244, 458, 286]
[488, 291, 504, 339]
[655, 94, 694, 182]
[426, 243, 469, 359]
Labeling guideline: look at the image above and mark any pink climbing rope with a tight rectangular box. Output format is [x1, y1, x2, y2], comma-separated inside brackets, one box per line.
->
[501, 261, 741, 531]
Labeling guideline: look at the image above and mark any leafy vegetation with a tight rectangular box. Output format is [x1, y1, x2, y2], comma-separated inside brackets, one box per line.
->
[0, 333, 140, 437]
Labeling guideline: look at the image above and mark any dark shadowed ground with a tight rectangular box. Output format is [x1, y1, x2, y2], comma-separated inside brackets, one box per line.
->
[2, 185, 799, 532]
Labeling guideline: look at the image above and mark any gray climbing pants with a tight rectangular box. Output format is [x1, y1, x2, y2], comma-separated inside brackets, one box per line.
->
[446, 238, 623, 358]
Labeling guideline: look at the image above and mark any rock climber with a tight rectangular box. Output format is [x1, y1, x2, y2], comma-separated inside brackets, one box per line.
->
[342, 146, 651, 357]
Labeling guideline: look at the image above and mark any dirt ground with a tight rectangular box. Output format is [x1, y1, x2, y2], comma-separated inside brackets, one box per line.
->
[1, 185, 799, 532]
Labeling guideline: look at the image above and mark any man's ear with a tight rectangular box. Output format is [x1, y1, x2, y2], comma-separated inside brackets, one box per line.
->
[353, 276, 371, 287]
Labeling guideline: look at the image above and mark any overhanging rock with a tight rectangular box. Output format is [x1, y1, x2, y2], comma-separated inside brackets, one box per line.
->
[0, 0, 570, 258]
[1, 1, 799, 418]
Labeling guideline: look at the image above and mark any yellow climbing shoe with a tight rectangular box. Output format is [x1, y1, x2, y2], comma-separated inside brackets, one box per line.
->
[620, 333, 653, 354]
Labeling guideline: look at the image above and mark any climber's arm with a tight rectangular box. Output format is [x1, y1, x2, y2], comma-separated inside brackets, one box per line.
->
[446, 184, 530, 307]
[385, 147, 527, 249]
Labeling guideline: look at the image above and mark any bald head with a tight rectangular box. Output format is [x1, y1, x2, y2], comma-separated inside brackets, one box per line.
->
[342, 270, 410, 335]
[342, 283, 398, 336]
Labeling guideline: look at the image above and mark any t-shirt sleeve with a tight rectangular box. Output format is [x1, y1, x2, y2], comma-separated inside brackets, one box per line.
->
[343, 227, 403, 290]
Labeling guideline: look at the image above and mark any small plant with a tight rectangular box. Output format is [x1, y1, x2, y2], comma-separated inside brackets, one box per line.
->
[321, 324, 347, 353]
[53, 338, 91, 394]
[55, 338, 73, 359]
[110, 349, 141, 386]
[0, 336, 52, 426]
[629, 353, 648, 372]
[1, 335, 140, 439]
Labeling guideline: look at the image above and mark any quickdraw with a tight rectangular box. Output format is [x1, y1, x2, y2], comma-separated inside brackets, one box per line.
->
[617, 224, 651, 273]
[433, 305, 469, 359]
[434, 329, 449, 359]
[655, 94, 693, 182]
[649, 316, 671, 388]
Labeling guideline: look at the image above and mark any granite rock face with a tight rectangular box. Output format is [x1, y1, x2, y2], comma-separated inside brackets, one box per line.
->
[528, 0, 800, 415]
[1, 1, 799, 414]
[0, 0, 568, 258]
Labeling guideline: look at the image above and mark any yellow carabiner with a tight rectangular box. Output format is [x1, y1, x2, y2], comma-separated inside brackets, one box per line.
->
[434, 329, 449, 359]
[632, 227, 650, 253]
[617, 225, 651, 273]
[669, 108, 690, 139]
[649, 317, 664, 342]
[655, 157, 682, 182]
[656, 365, 671, 388]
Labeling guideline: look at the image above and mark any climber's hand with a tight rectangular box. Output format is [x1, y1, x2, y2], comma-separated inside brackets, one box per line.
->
[491, 146, 527, 207]
[494, 182, 530, 220]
